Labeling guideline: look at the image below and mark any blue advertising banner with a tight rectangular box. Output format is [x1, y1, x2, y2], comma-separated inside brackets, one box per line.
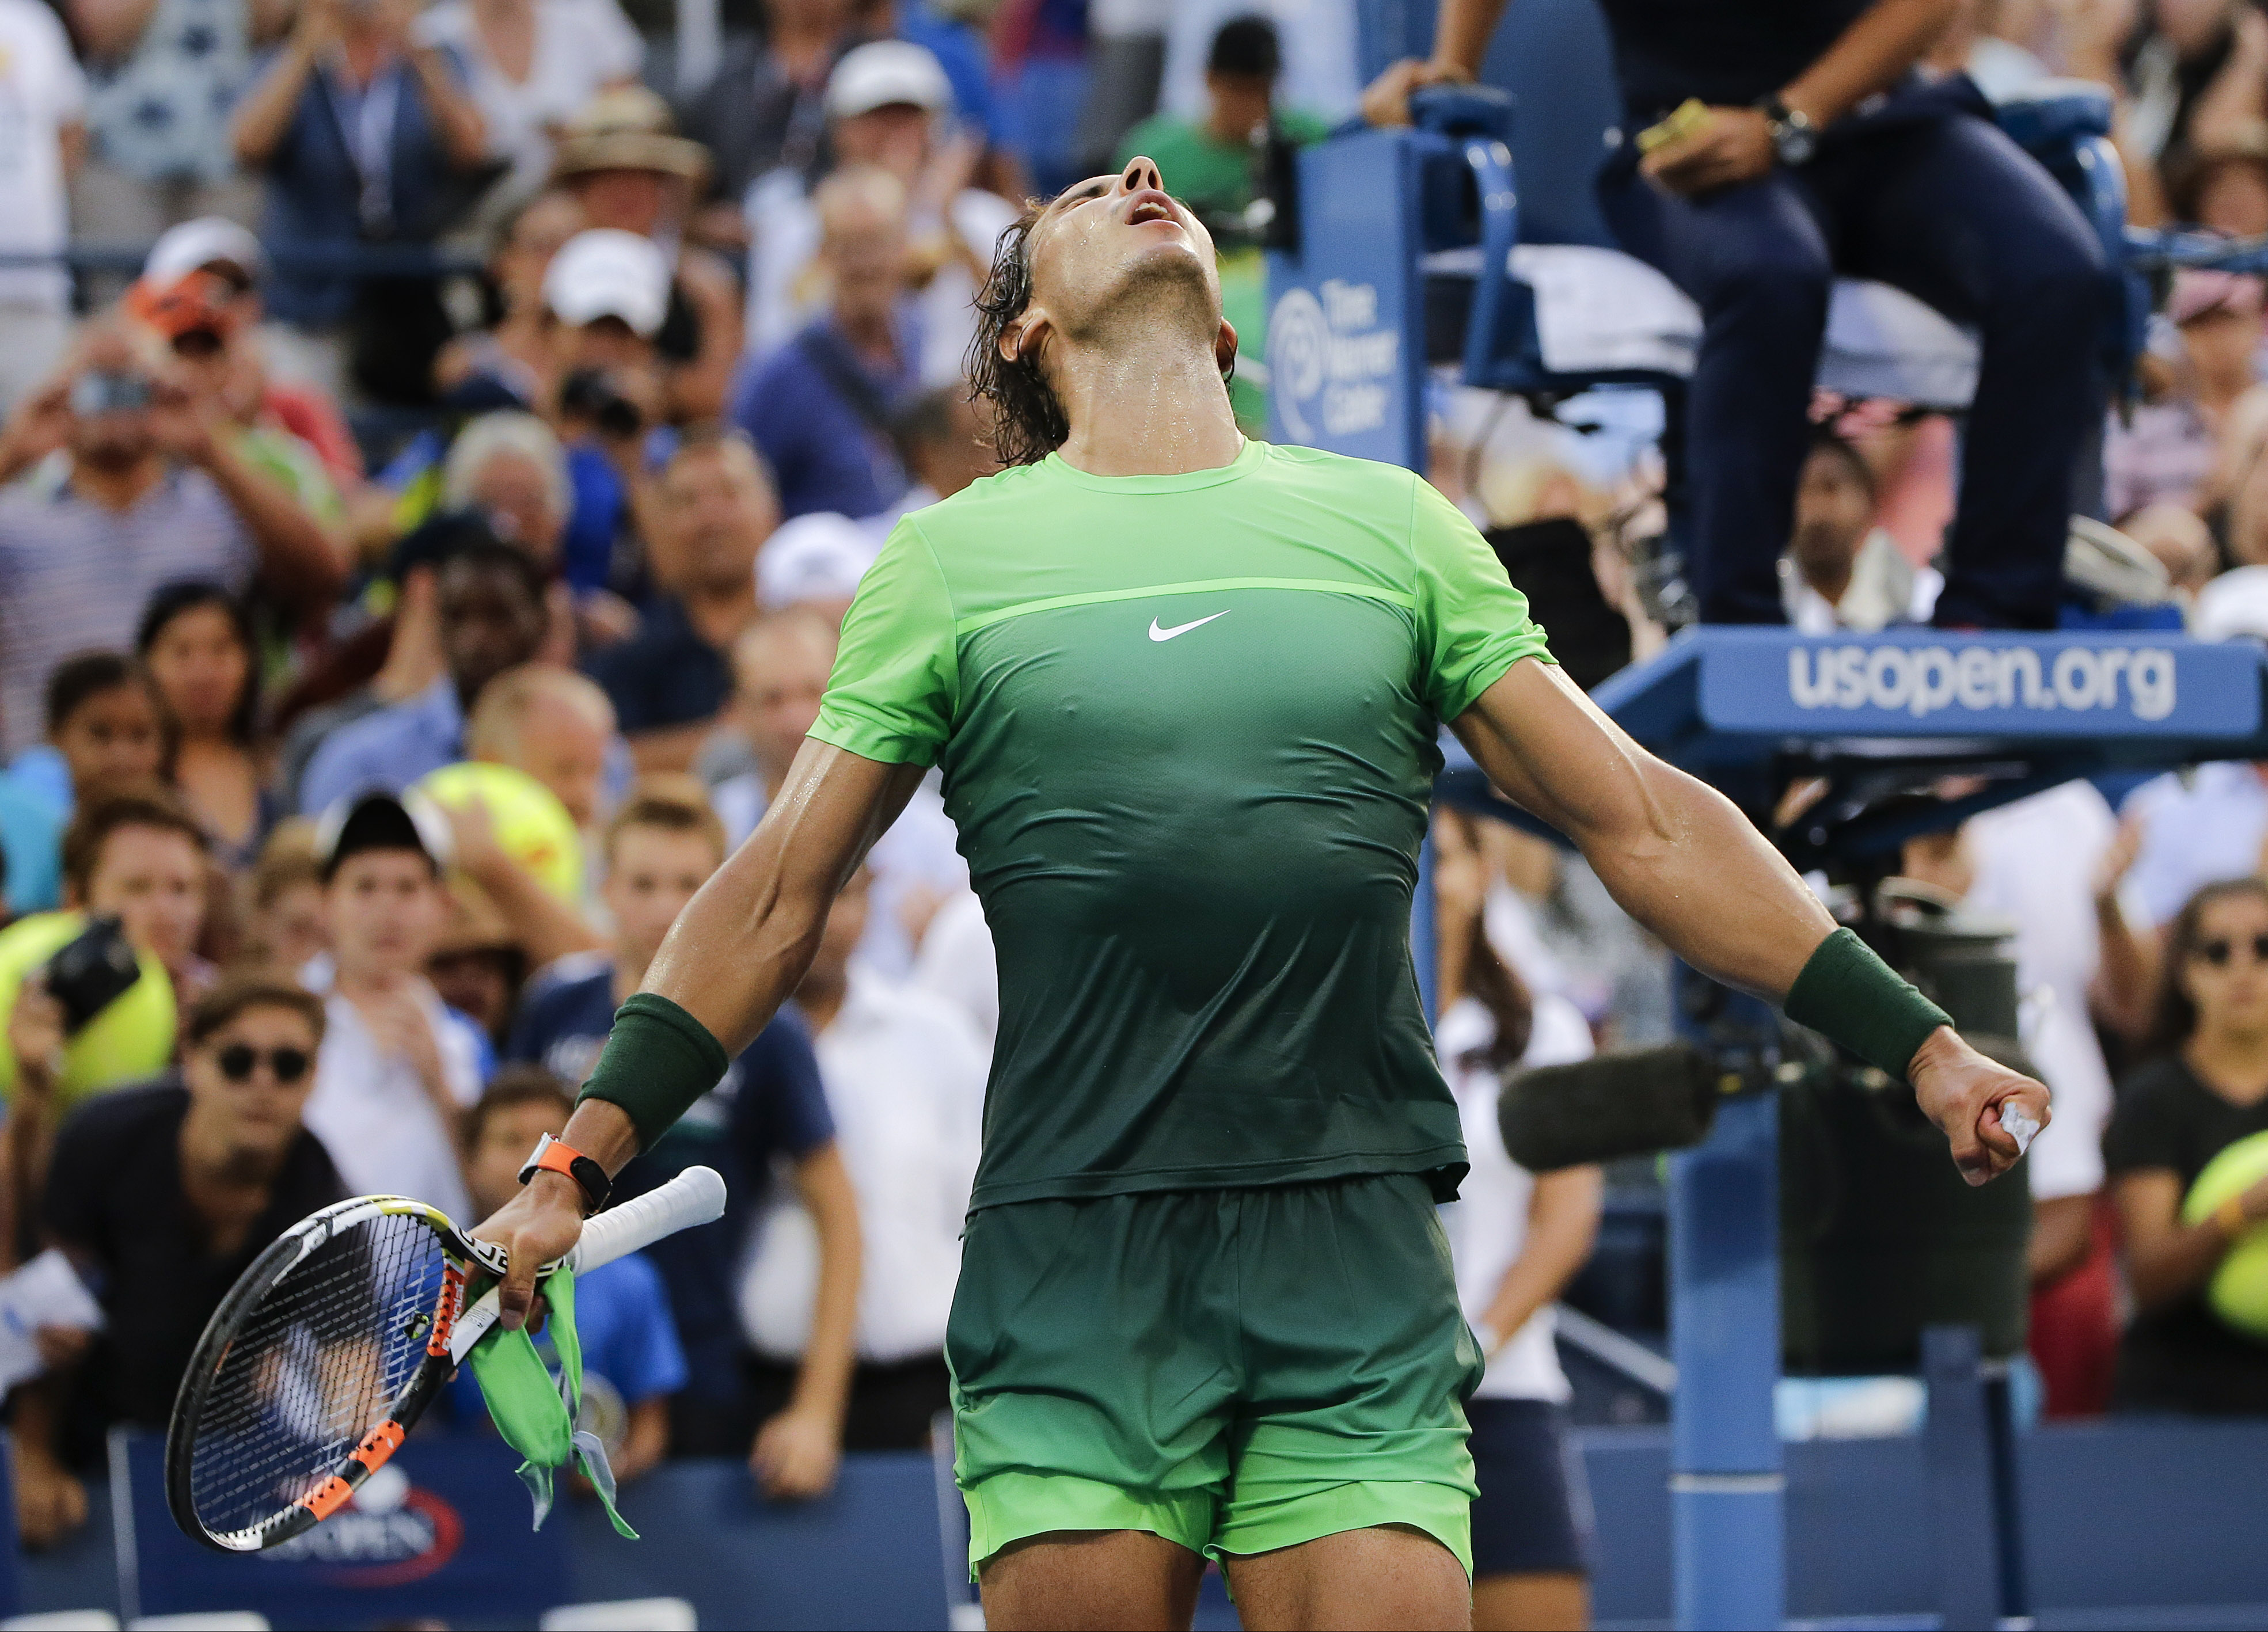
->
[1693, 627, 2260, 740]
[111, 1430, 566, 1630]
[1264, 130, 1426, 471]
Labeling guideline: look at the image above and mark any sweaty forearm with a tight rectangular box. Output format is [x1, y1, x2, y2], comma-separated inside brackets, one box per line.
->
[574, 741, 920, 1154]
[1575, 758, 1836, 1003]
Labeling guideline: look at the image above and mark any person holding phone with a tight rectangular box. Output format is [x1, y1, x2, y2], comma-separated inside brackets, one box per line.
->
[0, 322, 347, 765]
[0, 786, 214, 1285]
[1365, 0, 2105, 633]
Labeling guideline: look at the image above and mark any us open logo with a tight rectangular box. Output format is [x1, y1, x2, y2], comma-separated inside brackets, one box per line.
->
[259, 1463, 464, 1587]
[1787, 643, 2178, 721]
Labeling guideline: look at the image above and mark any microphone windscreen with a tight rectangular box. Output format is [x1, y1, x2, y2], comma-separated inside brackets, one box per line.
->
[1499, 1043, 1720, 1171]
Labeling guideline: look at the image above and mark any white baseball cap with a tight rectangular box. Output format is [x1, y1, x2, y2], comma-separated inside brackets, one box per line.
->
[825, 40, 952, 120]
[541, 229, 671, 338]
[757, 512, 881, 610]
[2197, 565, 2268, 644]
[144, 217, 268, 284]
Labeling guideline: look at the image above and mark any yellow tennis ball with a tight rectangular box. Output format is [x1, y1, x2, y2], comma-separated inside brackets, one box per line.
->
[415, 760, 585, 904]
[2183, 1129, 2268, 1341]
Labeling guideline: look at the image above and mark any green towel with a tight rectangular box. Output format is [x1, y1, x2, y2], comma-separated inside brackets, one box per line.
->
[464, 1266, 637, 1538]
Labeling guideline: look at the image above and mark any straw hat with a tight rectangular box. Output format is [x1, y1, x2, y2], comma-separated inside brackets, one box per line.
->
[552, 86, 711, 187]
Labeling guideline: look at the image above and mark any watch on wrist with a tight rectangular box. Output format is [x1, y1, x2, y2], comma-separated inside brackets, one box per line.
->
[520, 1132, 610, 1215]
[1758, 96, 1817, 166]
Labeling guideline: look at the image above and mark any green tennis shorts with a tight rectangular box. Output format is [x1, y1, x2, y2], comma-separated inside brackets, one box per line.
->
[947, 1172, 1483, 1577]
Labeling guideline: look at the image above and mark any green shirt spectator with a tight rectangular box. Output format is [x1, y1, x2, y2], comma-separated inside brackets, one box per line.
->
[1115, 14, 1329, 433]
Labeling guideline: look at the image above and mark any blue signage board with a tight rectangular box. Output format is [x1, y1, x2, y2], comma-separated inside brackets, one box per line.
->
[1688, 627, 2261, 742]
[112, 1430, 567, 1630]
[1265, 130, 1427, 471]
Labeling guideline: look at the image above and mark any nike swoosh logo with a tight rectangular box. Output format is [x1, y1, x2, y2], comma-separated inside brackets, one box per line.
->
[1149, 610, 1230, 642]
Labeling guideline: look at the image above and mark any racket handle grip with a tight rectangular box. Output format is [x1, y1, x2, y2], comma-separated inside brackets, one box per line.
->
[568, 1165, 727, 1273]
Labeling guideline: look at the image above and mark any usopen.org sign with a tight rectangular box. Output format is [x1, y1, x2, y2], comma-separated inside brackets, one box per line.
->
[1788, 641, 2177, 720]
[1688, 629, 2262, 740]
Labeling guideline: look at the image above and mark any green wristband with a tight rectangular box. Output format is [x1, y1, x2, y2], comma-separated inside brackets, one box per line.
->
[575, 992, 731, 1151]
[1783, 927, 1951, 1082]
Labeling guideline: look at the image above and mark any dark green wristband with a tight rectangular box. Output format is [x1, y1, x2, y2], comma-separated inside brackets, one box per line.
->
[576, 992, 731, 1151]
[1783, 927, 1951, 1082]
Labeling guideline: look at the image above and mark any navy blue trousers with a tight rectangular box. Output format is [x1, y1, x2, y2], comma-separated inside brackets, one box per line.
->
[1599, 94, 2107, 629]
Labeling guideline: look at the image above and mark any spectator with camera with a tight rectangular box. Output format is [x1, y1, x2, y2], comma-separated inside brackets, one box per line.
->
[298, 537, 551, 815]
[2104, 877, 2268, 1414]
[12, 972, 340, 1548]
[743, 40, 1017, 390]
[1370, 0, 2107, 631]
[731, 165, 920, 520]
[229, 0, 491, 403]
[552, 88, 743, 423]
[0, 787, 214, 1255]
[435, 190, 587, 408]
[139, 219, 364, 490]
[300, 790, 485, 1216]
[587, 429, 780, 774]
[123, 269, 348, 546]
[540, 227, 674, 605]
[0, 326, 348, 763]
[506, 780, 858, 1494]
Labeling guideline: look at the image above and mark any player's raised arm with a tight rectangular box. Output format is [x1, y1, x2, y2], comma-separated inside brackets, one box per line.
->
[474, 740, 924, 1326]
[1450, 657, 2050, 1186]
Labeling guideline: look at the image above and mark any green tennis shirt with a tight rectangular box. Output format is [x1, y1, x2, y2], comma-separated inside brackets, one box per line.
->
[810, 439, 1555, 1209]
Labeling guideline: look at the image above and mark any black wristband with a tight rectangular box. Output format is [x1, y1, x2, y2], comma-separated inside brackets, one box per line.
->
[576, 992, 731, 1151]
[1783, 927, 1951, 1082]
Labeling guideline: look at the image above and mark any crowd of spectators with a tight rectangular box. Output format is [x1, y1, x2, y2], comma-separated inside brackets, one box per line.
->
[0, 0, 2266, 1578]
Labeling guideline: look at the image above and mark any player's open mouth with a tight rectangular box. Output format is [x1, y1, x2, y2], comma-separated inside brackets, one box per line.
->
[1126, 192, 1176, 226]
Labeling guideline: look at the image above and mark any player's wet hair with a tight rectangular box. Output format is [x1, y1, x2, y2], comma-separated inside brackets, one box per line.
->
[968, 204, 1067, 467]
[968, 197, 1235, 468]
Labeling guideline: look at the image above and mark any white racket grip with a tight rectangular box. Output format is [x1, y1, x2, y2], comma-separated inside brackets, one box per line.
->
[568, 1165, 727, 1273]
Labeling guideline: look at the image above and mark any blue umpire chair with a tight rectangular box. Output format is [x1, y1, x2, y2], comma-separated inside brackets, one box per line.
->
[1263, 14, 2268, 1629]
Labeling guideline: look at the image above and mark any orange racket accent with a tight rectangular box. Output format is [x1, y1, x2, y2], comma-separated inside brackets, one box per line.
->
[351, 1420, 405, 1469]
[302, 1475, 355, 1521]
[427, 1264, 465, 1357]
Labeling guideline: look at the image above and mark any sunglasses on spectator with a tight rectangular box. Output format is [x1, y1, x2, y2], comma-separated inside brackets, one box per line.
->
[2191, 934, 2268, 968]
[214, 1043, 313, 1085]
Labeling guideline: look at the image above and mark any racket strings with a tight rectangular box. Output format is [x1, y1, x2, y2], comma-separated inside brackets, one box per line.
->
[186, 1212, 447, 1538]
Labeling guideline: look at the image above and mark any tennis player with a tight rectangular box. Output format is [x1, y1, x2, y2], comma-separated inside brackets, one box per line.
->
[478, 157, 2049, 1631]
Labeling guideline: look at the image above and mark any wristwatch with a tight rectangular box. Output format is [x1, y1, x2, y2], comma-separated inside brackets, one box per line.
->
[520, 1132, 610, 1215]
[1757, 96, 1818, 166]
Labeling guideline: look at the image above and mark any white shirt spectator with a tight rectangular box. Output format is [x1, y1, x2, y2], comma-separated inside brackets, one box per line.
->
[910, 888, 997, 1048]
[717, 774, 967, 978]
[738, 964, 987, 1363]
[2124, 760, 2268, 930]
[300, 962, 486, 1220]
[416, 0, 642, 200]
[743, 171, 1019, 392]
[0, 0, 85, 314]
[1961, 782, 2117, 1201]
[1437, 990, 1595, 1403]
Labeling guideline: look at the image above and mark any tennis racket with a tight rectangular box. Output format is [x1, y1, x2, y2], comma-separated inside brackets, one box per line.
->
[165, 1164, 726, 1553]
